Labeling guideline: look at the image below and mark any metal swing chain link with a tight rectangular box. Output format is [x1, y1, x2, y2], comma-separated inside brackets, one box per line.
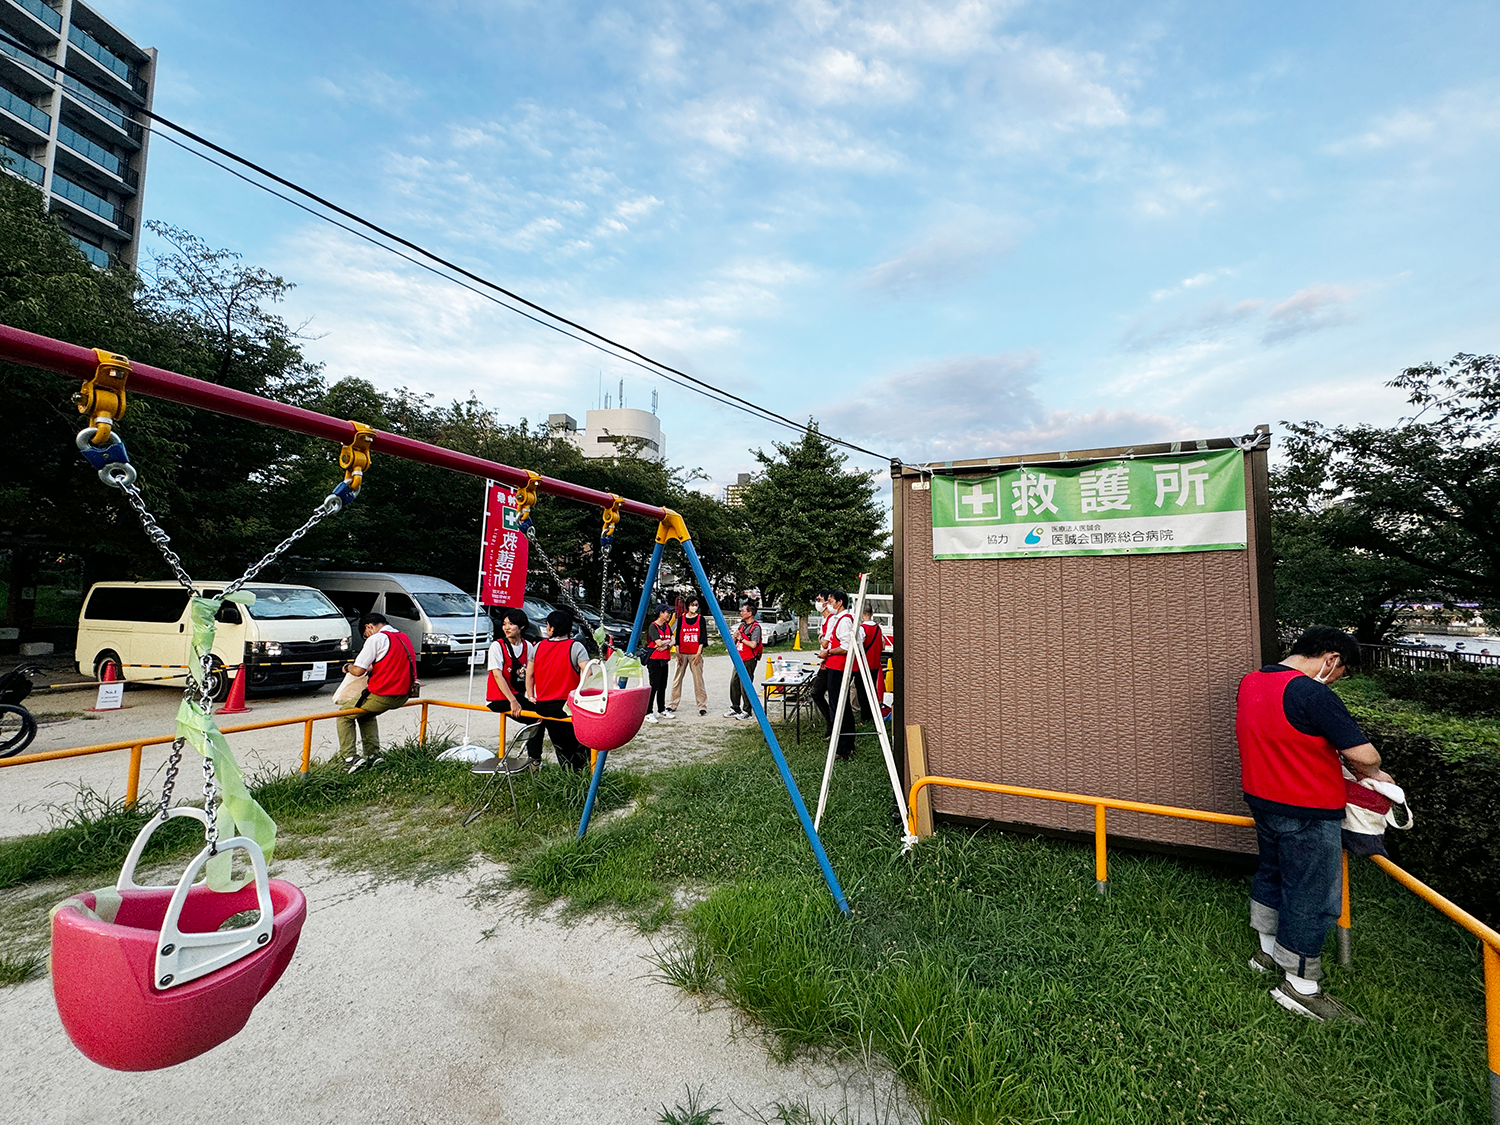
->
[523, 524, 601, 659]
[106, 459, 342, 843]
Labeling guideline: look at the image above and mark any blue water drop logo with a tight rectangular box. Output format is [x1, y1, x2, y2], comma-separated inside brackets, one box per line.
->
[1023, 526, 1044, 545]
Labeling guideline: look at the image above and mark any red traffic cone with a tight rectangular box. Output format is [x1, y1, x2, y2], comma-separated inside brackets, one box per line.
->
[217, 664, 252, 714]
[86, 657, 129, 712]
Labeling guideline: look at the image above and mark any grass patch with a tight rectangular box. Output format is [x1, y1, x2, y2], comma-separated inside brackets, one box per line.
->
[1337, 676, 1500, 760]
[510, 724, 1491, 1124]
[0, 950, 44, 985]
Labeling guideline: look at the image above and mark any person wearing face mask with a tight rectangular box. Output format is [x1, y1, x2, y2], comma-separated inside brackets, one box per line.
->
[1236, 626, 1394, 1023]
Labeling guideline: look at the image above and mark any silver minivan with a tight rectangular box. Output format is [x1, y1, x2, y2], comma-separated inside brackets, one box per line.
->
[295, 571, 493, 672]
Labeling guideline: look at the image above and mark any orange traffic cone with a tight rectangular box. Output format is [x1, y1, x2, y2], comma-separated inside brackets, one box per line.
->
[217, 664, 252, 715]
[86, 657, 130, 712]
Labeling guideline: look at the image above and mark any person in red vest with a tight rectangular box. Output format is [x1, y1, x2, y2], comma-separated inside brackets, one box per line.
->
[525, 609, 589, 770]
[858, 602, 886, 724]
[725, 600, 762, 720]
[812, 590, 858, 758]
[643, 603, 675, 723]
[668, 595, 709, 717]
[339, 612, 418, 773]
[1237, 625, 1393, 1022]
[485, 606, 542, 764]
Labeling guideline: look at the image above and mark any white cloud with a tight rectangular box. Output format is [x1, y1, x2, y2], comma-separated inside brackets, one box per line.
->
[1329, 85, 1500, 154]
[1151, 270, 1225, 301]
[1261, 283, 1359, 344]
[858, 222, 1017, 296]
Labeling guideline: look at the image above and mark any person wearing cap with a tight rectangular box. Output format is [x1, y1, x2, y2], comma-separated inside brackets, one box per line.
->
[643, 603, 675, 723]
[338, 612, 418, 773]
[1236, 625, 1394, 1022]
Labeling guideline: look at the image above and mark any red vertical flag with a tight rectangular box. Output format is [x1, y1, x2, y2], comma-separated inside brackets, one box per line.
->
[480, 484, 528, 607]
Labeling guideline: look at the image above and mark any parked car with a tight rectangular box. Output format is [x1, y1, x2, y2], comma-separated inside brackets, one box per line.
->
[296, 571, 493, 673]
[76, 580, 351, 699]
[756, 608, 794, 644]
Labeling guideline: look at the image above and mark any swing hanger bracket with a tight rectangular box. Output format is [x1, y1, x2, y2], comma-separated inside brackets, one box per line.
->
[334, 421, 375, 504]
[600, 495, 622, 546]
[655, 508, 691, 544]
[73, 349, 131, 445]
[515, 470, 541, 523]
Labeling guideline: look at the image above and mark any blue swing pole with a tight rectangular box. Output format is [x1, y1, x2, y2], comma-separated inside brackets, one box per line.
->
[577, 540, 665, 839]
[679, 535, 851, 917]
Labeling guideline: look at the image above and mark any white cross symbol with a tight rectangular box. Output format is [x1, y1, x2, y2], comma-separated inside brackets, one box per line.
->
[961, 484, 994, 514]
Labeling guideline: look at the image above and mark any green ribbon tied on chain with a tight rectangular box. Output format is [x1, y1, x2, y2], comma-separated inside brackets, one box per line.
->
[600, 626, 642, 686]
[180, 594, 278, 890]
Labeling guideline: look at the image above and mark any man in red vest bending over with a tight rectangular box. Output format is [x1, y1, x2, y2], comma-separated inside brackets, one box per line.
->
[1236, 626, 1391, 1022]
[340, 612, 418, 773]
[525, 609, 589, 771]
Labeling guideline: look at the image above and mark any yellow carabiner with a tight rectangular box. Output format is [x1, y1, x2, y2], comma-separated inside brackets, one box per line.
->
[74, 349, 131, 445]
[515, 471, 541, 522]
[339, 421, 375, 491]
[601, 494, 622, 540]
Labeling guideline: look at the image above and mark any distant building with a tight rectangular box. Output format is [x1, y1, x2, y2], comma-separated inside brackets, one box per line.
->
[549, 408, 666, 463]
[723, 472, 752, 507]
[0, 0, 156, 268]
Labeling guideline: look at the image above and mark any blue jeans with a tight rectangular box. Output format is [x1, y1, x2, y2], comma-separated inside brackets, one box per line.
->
[1248, 810, 1343, 981]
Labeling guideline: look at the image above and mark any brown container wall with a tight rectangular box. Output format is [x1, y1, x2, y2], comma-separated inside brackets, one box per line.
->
[898, 439, 1268, 854]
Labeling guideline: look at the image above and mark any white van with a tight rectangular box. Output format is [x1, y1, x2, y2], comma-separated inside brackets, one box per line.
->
[295, 571, 493, 672]
[75, 581, 353, 698]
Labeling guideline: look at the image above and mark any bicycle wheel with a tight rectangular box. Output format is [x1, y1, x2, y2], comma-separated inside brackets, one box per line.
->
[0, 704, 36, 758]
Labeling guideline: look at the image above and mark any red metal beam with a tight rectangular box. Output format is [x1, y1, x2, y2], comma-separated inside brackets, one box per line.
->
[0, 323, 668, 521]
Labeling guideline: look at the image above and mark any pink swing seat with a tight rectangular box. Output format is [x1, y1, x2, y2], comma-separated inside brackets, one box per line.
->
[569, 660, 651, 752]
[50, 810, 307, 1072]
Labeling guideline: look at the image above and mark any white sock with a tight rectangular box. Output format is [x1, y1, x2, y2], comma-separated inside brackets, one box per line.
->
[1285, 973, 1319, 996]
[1258, 932, 1276, 956]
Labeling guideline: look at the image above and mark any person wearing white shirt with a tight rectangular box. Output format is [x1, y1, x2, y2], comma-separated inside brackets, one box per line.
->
[812, 590, 859, 759]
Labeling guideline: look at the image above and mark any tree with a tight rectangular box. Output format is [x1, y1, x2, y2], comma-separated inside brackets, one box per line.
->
[735, 425, 884, 625]
[1280, 355, 1500, 620]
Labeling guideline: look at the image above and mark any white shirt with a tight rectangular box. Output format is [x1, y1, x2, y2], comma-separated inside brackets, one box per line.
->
[487, 638, 531, 673]
[830, 612, 855, 652]
[354, 625, 400, 670]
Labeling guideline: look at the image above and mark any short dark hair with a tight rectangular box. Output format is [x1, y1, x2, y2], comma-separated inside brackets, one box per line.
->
[499, 607, 528, 630]
[360, 612, 388, 629]
[827, 589, 848, 608]
[687, 595, 700, 608]
[817, 588, 832, 599]
[740, 599, 758, 614]
[1288, 626, 1360, 669]
[545, 609, 574, 634]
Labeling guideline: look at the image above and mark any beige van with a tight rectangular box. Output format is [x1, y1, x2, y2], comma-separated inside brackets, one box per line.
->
[75, 581, 353, 698]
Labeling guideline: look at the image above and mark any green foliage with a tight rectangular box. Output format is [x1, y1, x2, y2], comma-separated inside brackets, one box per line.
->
[1279, 354, 1500, 616]
[736, 426, 885, 613]
[658, 1087, 724, 1125]
[1371, 668, 1500, 719]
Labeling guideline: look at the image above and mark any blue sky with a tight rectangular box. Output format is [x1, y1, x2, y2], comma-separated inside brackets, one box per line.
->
[96, 0, 1499, 493]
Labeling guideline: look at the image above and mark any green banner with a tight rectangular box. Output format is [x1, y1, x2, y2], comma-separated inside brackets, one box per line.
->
[931, 448, 1247, 560]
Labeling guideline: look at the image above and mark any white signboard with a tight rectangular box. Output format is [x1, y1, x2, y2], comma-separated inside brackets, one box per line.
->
[93, 682, 125, 711]
[302, 662, 328, 683]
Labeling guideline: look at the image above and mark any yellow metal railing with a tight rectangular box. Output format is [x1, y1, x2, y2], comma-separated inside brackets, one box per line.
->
[907, 772, 1500, 1118]
[0, 698, 571, 805]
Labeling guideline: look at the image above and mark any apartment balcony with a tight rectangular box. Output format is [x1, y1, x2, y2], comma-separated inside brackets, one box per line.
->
[65, 23, 146, 100]
[0, 81, 50, 141]
[68, 234, 109, 268]
[60, 77, 141, 146]
[56, 121, 137, 190]
[50, 170, 131, 238]
[0, 34, 57, 97]
[0, 0, 63, 41]
[0, 139, 44, 184]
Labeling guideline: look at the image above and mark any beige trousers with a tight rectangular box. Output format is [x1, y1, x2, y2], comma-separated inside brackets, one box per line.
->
[669, 652, 707, 710]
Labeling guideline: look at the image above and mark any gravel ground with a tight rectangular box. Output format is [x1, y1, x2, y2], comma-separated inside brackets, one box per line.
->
[2, 656, 905, 1124]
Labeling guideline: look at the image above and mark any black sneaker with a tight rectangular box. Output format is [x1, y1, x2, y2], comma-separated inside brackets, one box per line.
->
[699, 708, 707, 716]
[1270, 983, 1362, 1023]
[1249, 951, 1276, 973]
[346, 756, 368, 774]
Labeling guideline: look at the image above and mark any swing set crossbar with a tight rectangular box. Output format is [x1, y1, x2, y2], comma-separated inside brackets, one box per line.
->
[0, 324, 669, 522]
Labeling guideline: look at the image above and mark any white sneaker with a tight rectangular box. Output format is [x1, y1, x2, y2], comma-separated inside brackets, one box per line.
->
[660, 710, 676, 720]
[723, 709, 740, 719]
[645, 713, 659, 724]
[735, 711, 751, 720]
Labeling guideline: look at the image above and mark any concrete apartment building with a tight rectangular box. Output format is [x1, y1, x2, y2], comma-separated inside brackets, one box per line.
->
[549, 408, 667, 463]
[0, 0, 155, 268]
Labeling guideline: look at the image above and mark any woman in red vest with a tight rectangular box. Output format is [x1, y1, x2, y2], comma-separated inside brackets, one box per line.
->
[339, 612, 418, 772]
[524, 609, 589, 770]
[644, 603, 675, 723]
[669, 595, 709, 717]
[486, 606, 543, 764]
[812, 590, 858, 758]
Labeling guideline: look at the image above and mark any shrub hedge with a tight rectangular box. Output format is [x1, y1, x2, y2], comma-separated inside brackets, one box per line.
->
[1372, 667, 1500, 719]
[1362, 719, 1500, 927]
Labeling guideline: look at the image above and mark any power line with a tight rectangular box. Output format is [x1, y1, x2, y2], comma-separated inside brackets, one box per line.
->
[0, 31, 896, 464]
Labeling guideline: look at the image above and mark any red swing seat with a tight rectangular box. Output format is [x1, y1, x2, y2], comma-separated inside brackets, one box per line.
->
[50, 809, 307, 1071]
[569, 660, 651, 752]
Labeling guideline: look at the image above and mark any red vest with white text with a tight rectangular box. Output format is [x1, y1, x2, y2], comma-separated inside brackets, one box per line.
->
[677, 615, 704, 655]
[823, 611, 855, 671]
